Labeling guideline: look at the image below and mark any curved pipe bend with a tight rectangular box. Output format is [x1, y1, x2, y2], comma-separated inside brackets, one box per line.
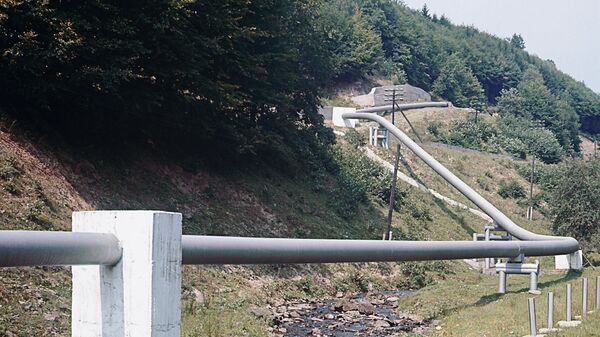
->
[342, 110, 578, 256]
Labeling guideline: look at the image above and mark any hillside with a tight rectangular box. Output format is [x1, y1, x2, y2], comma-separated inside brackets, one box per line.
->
[3, 104, 590, 336]
[1, 1, 599, 336]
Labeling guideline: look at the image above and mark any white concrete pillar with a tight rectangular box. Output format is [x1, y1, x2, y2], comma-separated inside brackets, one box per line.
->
[72, 211, 182, 337]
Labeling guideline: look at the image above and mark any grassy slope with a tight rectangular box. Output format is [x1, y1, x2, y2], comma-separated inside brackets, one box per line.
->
[1, 105, 596, 337]
[356, 107, 600, 337]
[0, 121, 471, 336]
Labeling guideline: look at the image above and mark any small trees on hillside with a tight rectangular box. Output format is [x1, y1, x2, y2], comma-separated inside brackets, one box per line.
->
[432, 54, 485, 108]
[551, 159, 600, 253]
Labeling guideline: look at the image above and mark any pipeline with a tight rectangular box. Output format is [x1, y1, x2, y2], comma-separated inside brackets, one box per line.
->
[356, 101, 448, 114]
[0, 230, 122, 267]
[341, 110, 578, 254]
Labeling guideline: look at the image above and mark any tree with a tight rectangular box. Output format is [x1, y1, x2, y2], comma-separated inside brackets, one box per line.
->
[316, 2, 383, 80]
[421, 4, 430, 18]
[431, 54, 485, 107]
[509, 33, 525, 49]
[551, 159, 600, 252]
[497, 67, 581, 153]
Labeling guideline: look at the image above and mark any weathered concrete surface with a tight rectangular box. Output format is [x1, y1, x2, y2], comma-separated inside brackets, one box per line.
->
[72, 211, 182, 337]
[351, 84, 432, 108]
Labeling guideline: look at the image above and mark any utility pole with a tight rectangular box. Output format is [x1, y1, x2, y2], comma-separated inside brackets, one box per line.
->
[527, 156, 535, 221]
[385, 143, 401, 240]
[391, 89, 396, 125]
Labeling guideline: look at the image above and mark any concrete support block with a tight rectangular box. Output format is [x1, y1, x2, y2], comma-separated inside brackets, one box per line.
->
[332, 107, 357, 127]
[569, 250, 583, 271]
[555, 255, 570, 270]
[72, 211, 182, 337]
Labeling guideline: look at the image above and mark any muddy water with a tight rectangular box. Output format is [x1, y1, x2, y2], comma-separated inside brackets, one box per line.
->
[269, 290, 430, 337]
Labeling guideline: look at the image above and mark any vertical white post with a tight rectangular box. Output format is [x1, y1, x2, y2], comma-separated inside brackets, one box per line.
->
[484, 228, 490, 270]
[582, 277, 588, 318]
[547, 292, 554, 329]
[566, 283, 572, 321]
[527, 298, 537, 337]
[72, 211, 182, 337]
[596, 276, 600, 310]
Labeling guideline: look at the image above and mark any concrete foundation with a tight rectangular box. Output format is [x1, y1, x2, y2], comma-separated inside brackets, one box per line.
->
[72, 211, 182, 337]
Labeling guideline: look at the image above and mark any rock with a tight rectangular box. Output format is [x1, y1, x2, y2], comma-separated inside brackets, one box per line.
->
[311, 328, 321, 335]
[289, 311, 301, 319]
[43, 311, 59, 321]
[192, 288, 204, 304]
[324, 313, 335, 320]
[357, 301, 375, 315]
[435, 326, 442, 330]
[385, 296, 399, 302]
[249, 306, 272, 319]
[277, 327, 287, 333]
[5, 332, 16, 337]
[335, 291, 344, 298]
[332, 300, 358, 312]
[374, 320, 391, 329]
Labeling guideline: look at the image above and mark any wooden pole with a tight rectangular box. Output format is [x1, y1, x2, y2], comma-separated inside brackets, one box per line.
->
[385, 144, 401, 240]
[528, 156, 535, 220]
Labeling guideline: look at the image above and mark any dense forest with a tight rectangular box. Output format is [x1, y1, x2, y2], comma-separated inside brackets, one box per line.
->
[1, 0, 599, 161]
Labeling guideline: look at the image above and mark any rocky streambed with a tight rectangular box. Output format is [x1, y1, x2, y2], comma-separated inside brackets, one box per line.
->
[252, 290, 435, 337]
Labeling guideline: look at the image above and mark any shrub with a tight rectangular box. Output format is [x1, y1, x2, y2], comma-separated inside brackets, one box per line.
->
[343, 129, 366, 147]
[498, 179, 526, 199]
[550, 159, 600, 252]
[427, 121, 443, 139]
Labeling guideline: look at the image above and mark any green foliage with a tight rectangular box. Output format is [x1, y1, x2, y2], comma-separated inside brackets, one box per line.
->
[432, 54, 485, 107]
[1, 0, 599, 165]
[437, 116, 499, 152]
[0, 155, 23, 194]
[497, 67, 581, 153]
[426, 120, 443, 138]
[497, 179, 526, 199]
[0, 0, 334, 162]
[329, 144, 407, 217]
[343, 129, 367, 148]
[316, 1, 383, 80]
[550, 159, 600, 251]
[497, 116, 564, 163]
[509, 33, 525, 49]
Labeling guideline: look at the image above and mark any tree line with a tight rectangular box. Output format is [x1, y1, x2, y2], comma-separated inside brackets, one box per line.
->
[1, 0, 599, 161]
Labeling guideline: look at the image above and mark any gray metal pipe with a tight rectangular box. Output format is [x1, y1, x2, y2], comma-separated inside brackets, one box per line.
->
[356, 102, 449, 114]
[341, 112, 579, 254]
[180, 235, 576, 265]
[0, 231, 121, 267]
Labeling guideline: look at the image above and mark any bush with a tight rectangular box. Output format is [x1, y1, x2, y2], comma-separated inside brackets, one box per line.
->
[498, 179, 526, 199]
[550, 159, 600, 251]
[444, 116, 497, 151]
[330, 144, 407, 210]
[427, 121, 443, 139]
[343, 129, 366, 147]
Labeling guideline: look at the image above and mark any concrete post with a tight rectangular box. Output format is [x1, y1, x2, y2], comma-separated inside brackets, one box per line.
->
[582, 277, 588, 318]
[596, 276, 600, 310]
[566, 283, 572, 321]
[72, 211, 182, 337]
[527, 298, 537, 337]
[499, 270, 506, 293]
[547, 292, 554, 329]
[484, 228, 491, 269]
[529, 271, 538, 293]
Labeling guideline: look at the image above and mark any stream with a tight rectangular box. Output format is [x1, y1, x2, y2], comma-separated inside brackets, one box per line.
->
[261, 290, 433, 337]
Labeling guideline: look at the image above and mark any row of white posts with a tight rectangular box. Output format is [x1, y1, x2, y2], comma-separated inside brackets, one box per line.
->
[526, 276, 600, 336]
